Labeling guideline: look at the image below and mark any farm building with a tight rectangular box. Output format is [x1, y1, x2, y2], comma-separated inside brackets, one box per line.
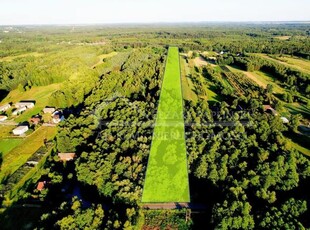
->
[13, 125, 29, 135]
[43, 107, 56, 114]
[12, 106, 27, 115]
[0, 103, 11, 112]
[15, 102, 35, 109]
[0, 115, 8, 122]
[58, 153, 76, 161]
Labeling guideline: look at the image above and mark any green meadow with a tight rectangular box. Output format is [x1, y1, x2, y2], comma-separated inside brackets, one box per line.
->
[142, 47, 190, 203]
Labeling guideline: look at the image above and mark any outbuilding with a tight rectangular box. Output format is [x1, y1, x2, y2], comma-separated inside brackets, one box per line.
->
[13, 126, 29, 135]
[0, 103, 11, 112]
[0, 115, 8, 122]
[43, 107, 56, 114]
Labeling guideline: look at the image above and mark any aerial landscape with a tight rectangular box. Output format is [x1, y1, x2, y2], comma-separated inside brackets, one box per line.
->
[0, 0, 310, 229]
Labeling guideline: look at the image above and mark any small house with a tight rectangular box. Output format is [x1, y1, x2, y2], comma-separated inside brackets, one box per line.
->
[13, 125, 28, 135]
[58, 153, 76, 161]
[15, 102, 35, 109]
[0, 115, 8, 122]
[12, 107, 27, 115]
[0, 103, 11, 112]
[43, 107, 56, 114]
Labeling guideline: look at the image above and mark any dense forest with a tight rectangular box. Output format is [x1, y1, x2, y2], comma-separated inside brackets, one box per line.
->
[0, 24, 309, 229]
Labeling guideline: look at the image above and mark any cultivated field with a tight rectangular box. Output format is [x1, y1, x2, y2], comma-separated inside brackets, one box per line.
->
[0, 126, 57, 181]
[142, 47, 190, 203]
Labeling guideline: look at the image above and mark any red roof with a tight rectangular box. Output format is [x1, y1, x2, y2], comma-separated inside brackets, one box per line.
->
[58, 153, 76, 161]
[37, 181, 45, 191]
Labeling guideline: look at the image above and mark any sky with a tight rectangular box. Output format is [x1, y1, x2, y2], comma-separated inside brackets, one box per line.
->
[0, 0, 309, 25]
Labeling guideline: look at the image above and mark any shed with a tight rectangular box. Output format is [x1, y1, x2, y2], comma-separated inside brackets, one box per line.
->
[15, 102, 35, 109]
[13, 126, 28, 135]
[37, 181, 46, 191]
[58, 153, 76, 161]
[43, 107, 56, 114]
[0, 115, 8, 122]
[0, 103, 11, 112]
[12, 107, 27, 115]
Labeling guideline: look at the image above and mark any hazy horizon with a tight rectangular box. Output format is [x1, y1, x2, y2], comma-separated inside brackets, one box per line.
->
[0, 0, 309, 25]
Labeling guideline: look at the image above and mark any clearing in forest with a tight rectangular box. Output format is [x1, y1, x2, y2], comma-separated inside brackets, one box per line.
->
[142, 47, 190, 203]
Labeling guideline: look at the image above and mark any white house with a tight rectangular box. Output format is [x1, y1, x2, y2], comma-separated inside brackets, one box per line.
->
[12, 107, 27, 115]
[15, 102, 35, 109]
[13, 126, 28, 135]
[0, 115, 8, 122]
[43, 107, 56, 114]
[0, 103, 11, 112]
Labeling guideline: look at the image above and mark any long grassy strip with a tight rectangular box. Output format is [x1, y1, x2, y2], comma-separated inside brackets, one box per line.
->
[142, 47, 190, 203]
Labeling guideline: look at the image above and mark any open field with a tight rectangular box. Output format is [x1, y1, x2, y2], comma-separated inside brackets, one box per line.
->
[1, 84, 61, 122]
[0, 139, 23, 155]
[142, 47, 190, 203]
[180, 56, 198, 102]
[254, 53, 310, 74]
[227, 65, 285, 94]
[274, 56, 310, 73]
[0, 52, 43, 62]
[0, 126, 57, 181]
[273, 36, 291, 41]
[91, 51, 118, 68]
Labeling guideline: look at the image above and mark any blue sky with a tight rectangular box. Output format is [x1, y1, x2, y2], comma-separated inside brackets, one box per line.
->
[0, 0, 309, 25]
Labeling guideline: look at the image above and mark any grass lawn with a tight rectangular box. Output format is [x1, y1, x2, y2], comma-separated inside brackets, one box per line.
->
[1, 84, 61, 123]
[0, 139, 23, 155]
[142, 47, 190, 203]
[0, 126, 57, 181]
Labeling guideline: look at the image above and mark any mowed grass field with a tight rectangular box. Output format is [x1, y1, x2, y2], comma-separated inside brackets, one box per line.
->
[142, 47, 190, 203]
[0, 126, 57, 181]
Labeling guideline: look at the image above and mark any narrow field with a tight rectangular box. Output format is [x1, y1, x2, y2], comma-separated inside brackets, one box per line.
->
[0, 139, 23, 155]
[180, 56, 198, 102]
[142, 47, 190, 203]
[254, 53, 310, 74]
[0, 126, 57, 181]
[0, 52, 43, 62]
